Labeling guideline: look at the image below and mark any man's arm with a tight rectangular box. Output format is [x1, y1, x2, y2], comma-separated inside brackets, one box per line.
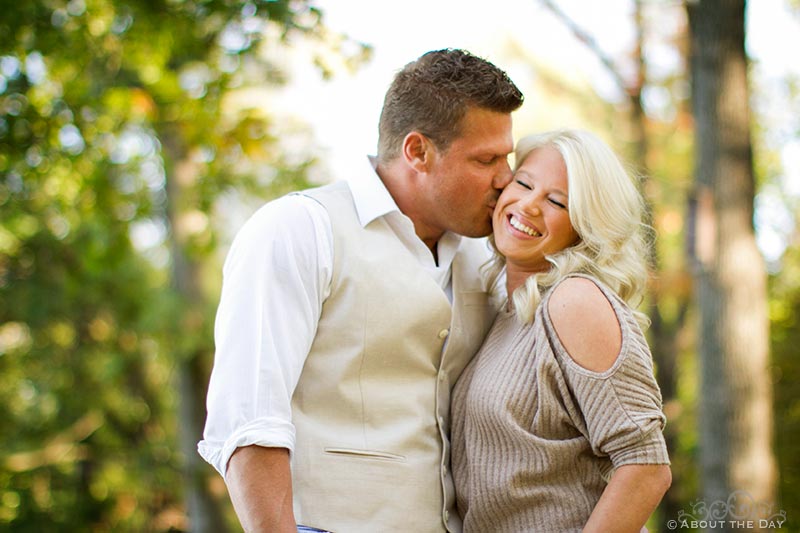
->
[198, 194, 333, 530]
[226, 446, 296, 533]
[584, 463, 672, 533]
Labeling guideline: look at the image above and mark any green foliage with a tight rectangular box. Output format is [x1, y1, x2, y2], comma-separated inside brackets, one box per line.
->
[770, 242, 800, 517]
[753, 40, 800, 518]
[0, 0, 369, 529]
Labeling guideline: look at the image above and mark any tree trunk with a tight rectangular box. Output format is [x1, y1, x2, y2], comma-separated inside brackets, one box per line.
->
[687, 1, 776, 529]
[163, 132, 230, 533]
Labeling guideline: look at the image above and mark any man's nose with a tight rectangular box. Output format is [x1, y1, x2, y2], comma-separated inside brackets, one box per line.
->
[493, 161, 513, 189]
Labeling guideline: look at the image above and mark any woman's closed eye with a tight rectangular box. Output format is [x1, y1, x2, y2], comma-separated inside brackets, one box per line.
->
[515, 179, 532, 190]
[549, 198, 567, 209]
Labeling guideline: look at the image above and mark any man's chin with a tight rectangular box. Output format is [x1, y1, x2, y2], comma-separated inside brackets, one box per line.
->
[458, 224, 492, 239]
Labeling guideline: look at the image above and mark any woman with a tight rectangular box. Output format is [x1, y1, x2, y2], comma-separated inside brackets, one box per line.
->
[451, 129, 671, 532]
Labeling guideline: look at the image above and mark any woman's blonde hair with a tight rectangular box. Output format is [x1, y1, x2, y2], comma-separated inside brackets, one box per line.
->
[484, 129, 652, 325]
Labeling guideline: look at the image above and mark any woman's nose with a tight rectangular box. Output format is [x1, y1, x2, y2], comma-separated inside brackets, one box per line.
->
[519, 193, 542, 215]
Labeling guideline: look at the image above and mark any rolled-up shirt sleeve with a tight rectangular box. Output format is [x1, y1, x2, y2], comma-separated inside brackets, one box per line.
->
[197, 194, 332, 477]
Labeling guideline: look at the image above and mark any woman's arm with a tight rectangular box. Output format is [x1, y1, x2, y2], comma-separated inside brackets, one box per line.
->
[583, 463, 672, 533]
[548, 277, 671, 532]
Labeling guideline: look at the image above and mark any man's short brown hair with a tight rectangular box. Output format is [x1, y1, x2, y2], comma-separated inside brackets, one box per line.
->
[377, 49, 524, 162]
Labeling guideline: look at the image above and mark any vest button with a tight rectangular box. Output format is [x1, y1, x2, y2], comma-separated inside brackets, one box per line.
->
[444, 510, 450, 521]
[438, 328, 449, 339]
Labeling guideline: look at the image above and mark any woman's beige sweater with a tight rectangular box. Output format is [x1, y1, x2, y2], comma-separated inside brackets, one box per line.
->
[451, 274, 669, 532]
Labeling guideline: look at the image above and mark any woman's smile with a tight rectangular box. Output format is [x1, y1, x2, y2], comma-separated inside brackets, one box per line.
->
[507, 214, 541, 237]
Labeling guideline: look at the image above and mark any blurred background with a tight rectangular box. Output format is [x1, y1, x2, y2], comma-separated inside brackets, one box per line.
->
[1, 0, 798, 531]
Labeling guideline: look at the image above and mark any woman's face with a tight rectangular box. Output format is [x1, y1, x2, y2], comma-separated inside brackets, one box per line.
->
[492, 145, 579, 274]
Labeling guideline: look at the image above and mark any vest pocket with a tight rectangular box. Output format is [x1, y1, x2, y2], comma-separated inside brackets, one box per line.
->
[323, 447, 406, 462]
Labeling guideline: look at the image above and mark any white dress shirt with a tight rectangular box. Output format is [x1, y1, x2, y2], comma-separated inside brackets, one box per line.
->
[198, 156, 465, 477]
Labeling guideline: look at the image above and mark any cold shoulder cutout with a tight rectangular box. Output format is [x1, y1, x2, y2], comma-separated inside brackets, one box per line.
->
[547, 276, 622, 373]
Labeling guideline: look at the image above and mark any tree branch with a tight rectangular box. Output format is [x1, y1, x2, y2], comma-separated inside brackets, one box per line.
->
[538, 0, 630, 94]
[4, 411, 104, 472]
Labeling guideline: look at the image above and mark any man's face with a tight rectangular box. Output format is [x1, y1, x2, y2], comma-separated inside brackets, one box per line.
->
[419, 107, 514, 239]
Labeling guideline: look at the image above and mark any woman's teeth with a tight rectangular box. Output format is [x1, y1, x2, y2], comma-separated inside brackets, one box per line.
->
[510, 215, 541, 237]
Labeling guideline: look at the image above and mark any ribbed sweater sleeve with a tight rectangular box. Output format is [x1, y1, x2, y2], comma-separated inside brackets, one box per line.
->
[540, 275, 669, 469]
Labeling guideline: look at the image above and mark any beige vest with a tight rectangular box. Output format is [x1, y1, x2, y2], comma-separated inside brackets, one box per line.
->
[290, 182, 496, 532]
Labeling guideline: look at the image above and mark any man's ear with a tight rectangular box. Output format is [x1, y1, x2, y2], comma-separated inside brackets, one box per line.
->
[402, 131, 433, 173]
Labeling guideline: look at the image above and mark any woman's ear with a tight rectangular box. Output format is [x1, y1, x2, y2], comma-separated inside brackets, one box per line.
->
[402, 131, 433, 173]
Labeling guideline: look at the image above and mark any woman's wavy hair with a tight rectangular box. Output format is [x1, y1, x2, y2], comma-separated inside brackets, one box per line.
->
[483, 129, 652, 326]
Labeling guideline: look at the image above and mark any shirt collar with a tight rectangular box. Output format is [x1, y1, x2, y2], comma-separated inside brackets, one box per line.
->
[345, 154, 464, 258]
[346, 155, 399, 228]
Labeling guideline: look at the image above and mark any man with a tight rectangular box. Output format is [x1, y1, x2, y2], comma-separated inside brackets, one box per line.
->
[199, 49, 524, 532]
